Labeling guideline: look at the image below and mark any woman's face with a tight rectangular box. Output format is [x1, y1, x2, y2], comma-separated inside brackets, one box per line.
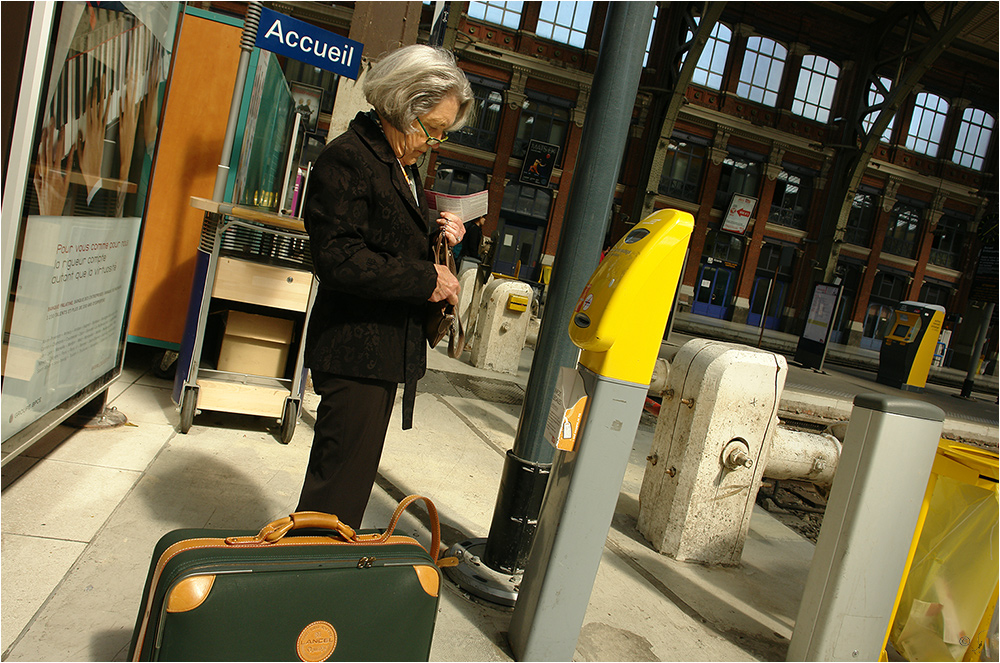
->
[389, 95, 460, 166]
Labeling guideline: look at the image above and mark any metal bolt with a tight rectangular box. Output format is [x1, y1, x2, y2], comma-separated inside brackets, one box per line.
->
[852, 650, 859, 658]
[666, 466, 677, 477]
[646, 453, 658, 466]
[680, 397, 694, 408]
[722, 439, 754, 471]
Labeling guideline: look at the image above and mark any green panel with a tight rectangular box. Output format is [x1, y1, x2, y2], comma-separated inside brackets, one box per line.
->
[230, 52, 294, 209]
[126, 336, 181, 351]
[225, 47, 261, 203]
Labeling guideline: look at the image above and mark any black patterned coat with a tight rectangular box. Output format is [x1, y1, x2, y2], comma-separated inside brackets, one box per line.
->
[302, 111, 438, 428]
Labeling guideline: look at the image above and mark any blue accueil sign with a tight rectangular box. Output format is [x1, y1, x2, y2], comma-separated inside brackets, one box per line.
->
[255, 7, 364, 79]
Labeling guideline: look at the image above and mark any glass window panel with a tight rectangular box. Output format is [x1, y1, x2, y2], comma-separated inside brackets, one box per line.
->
[643, 5, 657, 67]
[768, 170, 813, 229]
[738, 36, 786, 107]
[844, 191, 878, 247]
[513, 97, 571, 166]
[683, 18, 735, 91]
[469, 1, 487, 19]
[929, 214, 966, 269]
[658, 140, 706, 203]
[884, 203, 922, 258]
[537, 1, 591, 47]
[4, 3, 182, 443]
[485, 6, 504, 23]
[555, 0, 573, 23]
[905, 92, 949, 157]
[469, 1, 523, 29]
[952, 107, 994, 170]
[447, 80, 505, 152]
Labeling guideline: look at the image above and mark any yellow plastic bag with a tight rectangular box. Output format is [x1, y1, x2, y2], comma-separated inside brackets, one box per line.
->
[890, 474, 999, 661]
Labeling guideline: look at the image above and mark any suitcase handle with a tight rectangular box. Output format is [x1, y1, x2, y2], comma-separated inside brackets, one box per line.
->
[379, 495, 443, 564]
[229, 512, 357, 546]
[229, 496, 444, 564]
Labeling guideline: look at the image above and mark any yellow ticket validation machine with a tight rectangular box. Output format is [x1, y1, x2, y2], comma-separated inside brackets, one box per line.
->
[509, 210, 693, 661]
[876, 302, 945, 392]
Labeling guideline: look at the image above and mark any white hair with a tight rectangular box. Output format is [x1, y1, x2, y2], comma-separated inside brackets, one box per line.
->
[363, 44, 474, 133]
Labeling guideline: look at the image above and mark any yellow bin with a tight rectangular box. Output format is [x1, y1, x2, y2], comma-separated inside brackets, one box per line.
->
[886, 441, 999, 661]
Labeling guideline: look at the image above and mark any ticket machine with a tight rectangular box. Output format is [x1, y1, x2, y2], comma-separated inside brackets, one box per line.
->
[508, 209, 693, 661]
[876, 302, 945, 392]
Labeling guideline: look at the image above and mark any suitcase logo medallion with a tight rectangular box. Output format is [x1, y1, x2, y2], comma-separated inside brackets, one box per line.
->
[296, 621, 337, 662]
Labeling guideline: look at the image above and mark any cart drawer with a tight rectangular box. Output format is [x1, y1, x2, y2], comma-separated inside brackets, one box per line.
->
[213, 257, 312, 311]
[196, 378, 287, 418]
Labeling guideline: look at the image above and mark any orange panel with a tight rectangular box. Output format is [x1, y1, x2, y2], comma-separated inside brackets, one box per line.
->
[128, 13, 242, 345]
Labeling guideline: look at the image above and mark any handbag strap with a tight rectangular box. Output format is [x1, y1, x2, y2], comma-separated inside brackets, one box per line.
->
[433, 234, 465, 359]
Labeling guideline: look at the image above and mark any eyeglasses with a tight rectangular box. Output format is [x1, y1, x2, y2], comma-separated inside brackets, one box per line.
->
[417, 117, 448, 146]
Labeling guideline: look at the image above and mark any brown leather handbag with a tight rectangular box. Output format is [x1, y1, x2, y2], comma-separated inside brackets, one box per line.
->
[425, 234, 465, 358]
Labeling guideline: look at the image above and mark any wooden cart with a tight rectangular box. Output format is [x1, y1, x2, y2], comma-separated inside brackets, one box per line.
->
[172, 197, 316, 443]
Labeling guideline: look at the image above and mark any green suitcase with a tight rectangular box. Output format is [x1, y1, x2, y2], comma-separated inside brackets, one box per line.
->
[128, 495, 451, 661]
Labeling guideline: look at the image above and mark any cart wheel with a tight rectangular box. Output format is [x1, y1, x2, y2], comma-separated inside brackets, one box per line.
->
[279, 400, 298, 445]
[179, 387, 197, 434]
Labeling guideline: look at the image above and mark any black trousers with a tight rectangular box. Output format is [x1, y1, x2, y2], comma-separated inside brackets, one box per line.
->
[296, 371, 397, 528]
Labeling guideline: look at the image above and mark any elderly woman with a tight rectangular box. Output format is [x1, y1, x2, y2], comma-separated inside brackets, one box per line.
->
[296, 45, 474, 527]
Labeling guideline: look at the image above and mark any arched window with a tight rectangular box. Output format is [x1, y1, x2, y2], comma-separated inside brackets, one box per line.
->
[792, 55, 839, 123]
[467, 0, 523, 29]
[536, 1, 592, 49]
[952, 107, 995, 170]
[684, 21, 732, 90]
[905, 92, 949, 157]
[862, 76, 895, 143]
[737, 36, 787, 107]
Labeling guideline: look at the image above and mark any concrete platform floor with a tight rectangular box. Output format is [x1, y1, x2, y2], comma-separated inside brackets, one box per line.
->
[2, 338, 996, 661]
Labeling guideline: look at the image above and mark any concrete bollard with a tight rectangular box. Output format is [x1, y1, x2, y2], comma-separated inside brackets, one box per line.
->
[469, 279, 533, 375]
[637, 338, 787, 565]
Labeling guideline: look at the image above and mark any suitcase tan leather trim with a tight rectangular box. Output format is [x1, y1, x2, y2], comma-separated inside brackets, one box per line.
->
[413, 565, 440, 597]
[166, 574, 216, 613]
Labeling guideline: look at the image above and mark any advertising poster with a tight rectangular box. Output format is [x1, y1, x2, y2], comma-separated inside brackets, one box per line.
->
[722, 194, 757, 235]
[803, 284, 842, 344]
[794, 282, 843, 371]
[3, 216, 142, 440]
[520, 140, 560, 187]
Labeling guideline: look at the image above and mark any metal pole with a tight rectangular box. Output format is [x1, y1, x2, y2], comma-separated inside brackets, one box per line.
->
[960, 302, 996, 398]
[481, 0, 655, 578]
[211, 2, 262, 202]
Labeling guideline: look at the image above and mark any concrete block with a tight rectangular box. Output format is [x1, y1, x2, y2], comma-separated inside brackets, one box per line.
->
[470, 279, 533, 375]
[637, 338, 786, 565]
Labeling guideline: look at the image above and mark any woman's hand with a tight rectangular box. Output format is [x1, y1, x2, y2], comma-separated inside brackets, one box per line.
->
[436, 211, 465, 247]
[429, 264, 460, 305]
